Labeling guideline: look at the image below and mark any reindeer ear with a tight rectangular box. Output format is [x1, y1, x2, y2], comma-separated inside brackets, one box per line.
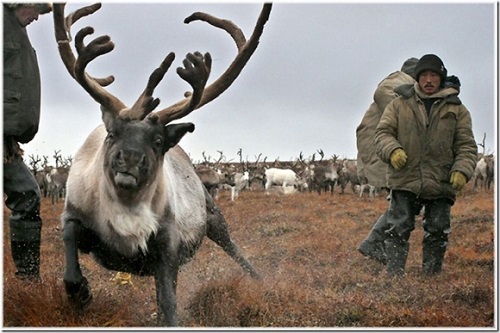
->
[163, 122, 195, 152]
[101, 105, 118, 132]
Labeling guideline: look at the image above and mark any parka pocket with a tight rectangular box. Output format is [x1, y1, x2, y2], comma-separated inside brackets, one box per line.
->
[3, 88, 22, 136]
[3, 41, 23, 79]
[3, 89, 21, 104]
[3, 89, 23, 138]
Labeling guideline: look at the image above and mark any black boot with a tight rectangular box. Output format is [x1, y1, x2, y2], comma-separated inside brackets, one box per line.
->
[11, 241, 41, 280]
[422, 234, 447, 275]
[421, 200, 451, 276]
[422, 245, 446, 275]
[9, 211, 42, 280]
[357, 213, 388, 264]
[385, 238, 409, 277]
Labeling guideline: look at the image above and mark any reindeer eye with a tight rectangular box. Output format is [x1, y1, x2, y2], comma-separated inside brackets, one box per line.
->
[154, 137, 163, 148]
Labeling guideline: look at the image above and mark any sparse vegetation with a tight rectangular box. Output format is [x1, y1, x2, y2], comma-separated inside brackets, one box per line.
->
[3, 183, 495, 328]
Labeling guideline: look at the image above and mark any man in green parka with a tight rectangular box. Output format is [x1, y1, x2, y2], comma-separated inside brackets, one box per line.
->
[374, 54, 478, 277]
[3, 2, 52, 280]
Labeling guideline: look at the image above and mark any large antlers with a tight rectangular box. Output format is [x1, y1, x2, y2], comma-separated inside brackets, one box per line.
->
[53, 3, 272, 125]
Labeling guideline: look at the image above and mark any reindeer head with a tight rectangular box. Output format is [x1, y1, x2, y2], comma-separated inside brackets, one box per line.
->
[102, 112, 194, 192]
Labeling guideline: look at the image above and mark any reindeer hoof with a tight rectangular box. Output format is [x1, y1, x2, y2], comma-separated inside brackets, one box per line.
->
[65, 277, 93, 310]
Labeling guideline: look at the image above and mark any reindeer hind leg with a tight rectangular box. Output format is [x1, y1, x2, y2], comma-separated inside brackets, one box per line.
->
[204, 189, 261, 280]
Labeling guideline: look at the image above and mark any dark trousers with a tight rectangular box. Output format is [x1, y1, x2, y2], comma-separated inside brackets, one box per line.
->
[4, 155, 42, 241]
[385, 190, 451, 275]
[386, 190, 451, 243]
[4, 155, 42, 276]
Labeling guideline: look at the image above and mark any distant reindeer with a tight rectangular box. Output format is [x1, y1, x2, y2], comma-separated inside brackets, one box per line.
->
[40, 156, 52, 197]
[53, 3, 270, 326]
[28, 154, 47, 196]
[473, 154, 494, 192]
[473, 133, 494, 192]
[47, 150, 70, 204]
[311, 150, 340, 195]
[195, 151, 232, 200]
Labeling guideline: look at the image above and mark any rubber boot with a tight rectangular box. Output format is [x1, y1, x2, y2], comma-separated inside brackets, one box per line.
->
[9, 218, 42, 281]
[357, 212, 388, 264]
[385, 238, 409, 277]
[11, 241, 41, 280]
[421, 199, 451, 275]
[422, 244, 446, 275]
[422, 231, 447, 275]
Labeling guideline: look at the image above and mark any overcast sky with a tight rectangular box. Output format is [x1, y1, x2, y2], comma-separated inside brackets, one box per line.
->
[18, 1, 497, 166]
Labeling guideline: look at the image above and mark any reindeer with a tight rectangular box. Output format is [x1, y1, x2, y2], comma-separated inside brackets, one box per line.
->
[306, 151, 341, 195]
[473, 134, 495, 192]
[28, 155, 47, 193]
[47, 150, 70, 204]
[195, 151, 234, 200]
[473, 154, 494, 192]
[53, 3, 271, 326]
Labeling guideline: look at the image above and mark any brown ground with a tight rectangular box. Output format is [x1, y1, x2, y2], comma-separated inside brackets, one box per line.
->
[3, 183, 495, 328]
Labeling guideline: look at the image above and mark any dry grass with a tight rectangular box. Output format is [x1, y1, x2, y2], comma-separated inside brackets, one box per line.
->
[3, 183, 495, 328]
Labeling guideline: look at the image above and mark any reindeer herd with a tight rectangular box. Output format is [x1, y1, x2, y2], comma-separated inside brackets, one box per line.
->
[27, 147, 495, 207]
[193, 149, 369, 199]
[27, 151, 72, 204]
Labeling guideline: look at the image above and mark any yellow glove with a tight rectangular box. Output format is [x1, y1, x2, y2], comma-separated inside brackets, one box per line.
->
[390, 148, 407, 171]
[450, 171, 467, 191]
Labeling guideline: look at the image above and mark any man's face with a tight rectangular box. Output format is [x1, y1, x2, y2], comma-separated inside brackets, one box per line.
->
[14, 6, 41, 27]
[418, 70, 442, 95]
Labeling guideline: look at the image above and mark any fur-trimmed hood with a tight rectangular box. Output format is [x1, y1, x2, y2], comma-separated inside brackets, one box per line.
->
[394, 82, 461, 105]
[4, 3, 52, 15]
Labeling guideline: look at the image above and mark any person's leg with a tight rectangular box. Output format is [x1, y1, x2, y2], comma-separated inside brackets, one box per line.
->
[357, 211, 389, 264]
[4, 156, 42, 279]
[422, 198, 451, 275]
[384, 190, 418, 277]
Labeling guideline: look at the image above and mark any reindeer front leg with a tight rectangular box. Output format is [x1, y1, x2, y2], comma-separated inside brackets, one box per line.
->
[63, 219, 93, 310]
[154, 247, 180, 326]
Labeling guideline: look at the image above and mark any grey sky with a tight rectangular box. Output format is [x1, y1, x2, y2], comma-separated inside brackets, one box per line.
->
[19, 1, 497, 166]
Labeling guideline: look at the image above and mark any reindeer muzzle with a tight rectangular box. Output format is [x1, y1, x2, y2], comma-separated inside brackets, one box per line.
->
[114, 172, 139, 189]
[113, 150, 145, 189]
